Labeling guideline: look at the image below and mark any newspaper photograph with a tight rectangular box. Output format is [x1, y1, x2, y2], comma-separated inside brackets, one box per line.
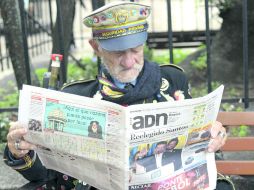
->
[18, 84, 224, 190]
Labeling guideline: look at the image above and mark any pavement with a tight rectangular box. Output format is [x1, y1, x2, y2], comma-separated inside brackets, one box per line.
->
[0, 153, 28, 189]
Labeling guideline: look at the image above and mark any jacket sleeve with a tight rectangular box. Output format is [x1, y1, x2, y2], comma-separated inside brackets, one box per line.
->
[3, 145, 56, 183]
[181, 72, 192, 99]
[160, 64, 192, 100]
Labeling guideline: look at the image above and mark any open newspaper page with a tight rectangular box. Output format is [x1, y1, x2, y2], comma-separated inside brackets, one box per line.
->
[18, 85, 129, 190]
[127, 85, 224, 190]
[18, 85, 223, 190]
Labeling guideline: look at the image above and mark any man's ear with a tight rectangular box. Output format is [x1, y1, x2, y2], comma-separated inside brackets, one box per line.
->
[89, 39, 101, 56]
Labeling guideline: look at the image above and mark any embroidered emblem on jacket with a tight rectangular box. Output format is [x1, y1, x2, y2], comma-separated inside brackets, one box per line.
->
[160, 78, 174, 101]
[160, 78, 169, 91]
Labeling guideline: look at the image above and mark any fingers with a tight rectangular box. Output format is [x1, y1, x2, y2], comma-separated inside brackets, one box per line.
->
[8, 121, 26, 132]
[7, 121, 37, 159]
[8, 139, 37, 159]
[208, 121, 227, 152]
[210, 121, 226, 138]
[15, 139, 37, 150]
[7, 122, 27, 141]
[7, 128, 27, 142]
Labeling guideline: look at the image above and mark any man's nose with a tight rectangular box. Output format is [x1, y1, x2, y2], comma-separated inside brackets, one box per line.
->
[121, 51, 135, 69]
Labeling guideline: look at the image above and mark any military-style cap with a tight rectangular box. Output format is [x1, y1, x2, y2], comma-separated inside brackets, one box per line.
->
[83, 1, 151, 51]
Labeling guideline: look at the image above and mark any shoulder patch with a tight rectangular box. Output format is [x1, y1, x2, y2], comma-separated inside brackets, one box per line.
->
[61, 79, 96, 90]
[160, 64, 184, 72]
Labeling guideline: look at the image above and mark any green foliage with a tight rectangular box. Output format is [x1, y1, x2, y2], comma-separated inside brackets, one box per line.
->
[0, 81, 19, 108]
[190, 49, 207, 70]
[190, 81, 245, 112]
[150, 49, 194, 65]
[0, 92, 19, 108]
[173, 49, 194, 64]
[225, 86, 242, 98]
[221, 103, 244, 112]
[231, 125, 250, 137]
[190, 81, 222, 98]
[190, 85, 208, 98]
[35, 68, 48, 86]
[0, 112, 15, 153]
[0, 113, 11, 144]
[151, 51, 169, 65]
[144, 45, 153, 61]
[0, 82, 18, 151]
[67, 57, 98, 82]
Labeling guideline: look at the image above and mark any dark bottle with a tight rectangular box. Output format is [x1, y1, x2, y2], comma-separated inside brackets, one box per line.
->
[48, 54, 63, 90]
[42, 72, 51, 89]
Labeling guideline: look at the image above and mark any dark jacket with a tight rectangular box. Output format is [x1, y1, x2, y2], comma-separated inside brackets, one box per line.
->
[136, 149, 182, 173]
[3, 61, 191, 190]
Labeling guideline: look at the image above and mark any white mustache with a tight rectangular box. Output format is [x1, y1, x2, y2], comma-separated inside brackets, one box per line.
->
[119, 64, 142, 72]
[101, 59, 143, 83]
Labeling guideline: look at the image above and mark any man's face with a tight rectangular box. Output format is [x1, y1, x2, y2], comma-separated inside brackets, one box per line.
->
[154, 144, 166, 154]
[91, 122, 98, 133]
[167, 140, 178, 151]
[99, 45, 144, 83]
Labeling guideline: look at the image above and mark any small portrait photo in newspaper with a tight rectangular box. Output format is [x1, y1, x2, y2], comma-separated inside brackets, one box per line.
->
[88, 120, 103, 139]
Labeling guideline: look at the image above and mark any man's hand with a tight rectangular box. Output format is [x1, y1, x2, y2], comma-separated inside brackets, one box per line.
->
[208, 121, 227, 152]
[7, 122, 37, 159]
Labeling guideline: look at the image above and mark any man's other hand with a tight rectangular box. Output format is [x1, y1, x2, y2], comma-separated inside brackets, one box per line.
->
[208, 121, 227, 152]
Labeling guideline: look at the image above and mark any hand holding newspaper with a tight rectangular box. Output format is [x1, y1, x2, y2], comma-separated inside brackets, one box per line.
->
[18, 85, 224, 190]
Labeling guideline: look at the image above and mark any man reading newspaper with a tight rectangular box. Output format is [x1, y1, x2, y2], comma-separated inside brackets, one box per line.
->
[4, 1, 227, 190]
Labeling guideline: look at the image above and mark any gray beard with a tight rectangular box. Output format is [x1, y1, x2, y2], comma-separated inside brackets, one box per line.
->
[101, 58, 138, 83]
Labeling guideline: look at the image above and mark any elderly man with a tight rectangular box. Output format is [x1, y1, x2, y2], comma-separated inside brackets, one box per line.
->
[3, 1, 226, 190]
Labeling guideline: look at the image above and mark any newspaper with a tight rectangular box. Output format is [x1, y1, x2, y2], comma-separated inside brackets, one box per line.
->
[18, 84, 224, 190]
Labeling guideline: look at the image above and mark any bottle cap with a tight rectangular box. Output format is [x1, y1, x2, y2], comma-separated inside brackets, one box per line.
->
[51, 54, 63, 61]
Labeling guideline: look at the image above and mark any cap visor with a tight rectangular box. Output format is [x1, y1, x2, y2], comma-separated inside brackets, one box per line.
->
[98, 31, 147, 51]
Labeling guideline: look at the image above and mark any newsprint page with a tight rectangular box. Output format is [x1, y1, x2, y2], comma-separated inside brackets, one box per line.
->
[18, 85, 224, 190]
